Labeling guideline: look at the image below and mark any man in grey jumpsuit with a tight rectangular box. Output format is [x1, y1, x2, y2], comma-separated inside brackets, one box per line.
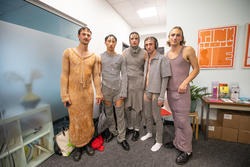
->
[123, 32, 147, 141]
[140, 37, 171, 152]
[100, 34, 129, 151]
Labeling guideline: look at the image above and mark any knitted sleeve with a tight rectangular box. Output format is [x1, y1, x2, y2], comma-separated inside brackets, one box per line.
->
[93, 54, 102, 99]
[60, 49, 70, 102]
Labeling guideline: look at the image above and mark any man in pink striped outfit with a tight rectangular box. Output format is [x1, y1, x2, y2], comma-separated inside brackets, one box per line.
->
[164, 26, 200, 165]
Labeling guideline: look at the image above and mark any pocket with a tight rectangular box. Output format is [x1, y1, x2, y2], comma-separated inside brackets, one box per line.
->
[101, 85, 109, 96]
[110, 62, 120, 75]
[113, 62, 120, 68]
[171, 92, 181, 100]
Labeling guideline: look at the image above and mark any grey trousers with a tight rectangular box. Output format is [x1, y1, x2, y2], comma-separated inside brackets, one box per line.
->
[106, 105, 126, 142]
[102, 86, 126, 142]
[144, 91, 163, 143]
[125, 108, 141, 130]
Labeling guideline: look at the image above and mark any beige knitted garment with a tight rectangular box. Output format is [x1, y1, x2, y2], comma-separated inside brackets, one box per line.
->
[60, 48, 102, 147]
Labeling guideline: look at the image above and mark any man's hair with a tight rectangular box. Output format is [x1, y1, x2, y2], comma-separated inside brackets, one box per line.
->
[105, 34, 117, 42]
[78, 26, 92, 35]
[167, 26, 186, 47]
[144, 36, 158, 49]
[129, 32, 140, 41]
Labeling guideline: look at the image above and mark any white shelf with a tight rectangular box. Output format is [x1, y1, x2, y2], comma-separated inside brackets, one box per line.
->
[0, 144, 22, 159]
[23, 126, 50, 146]
[0, 104, 54, 166]
[0, 104, 50, 126]
[27, 151, 53, 167]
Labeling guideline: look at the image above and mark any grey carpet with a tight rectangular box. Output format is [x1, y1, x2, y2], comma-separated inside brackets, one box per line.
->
[40, 125, 250, 167]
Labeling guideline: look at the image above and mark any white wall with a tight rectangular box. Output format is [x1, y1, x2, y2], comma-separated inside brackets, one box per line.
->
[41, 0, 131, 54]
[166, 0, 250, 119]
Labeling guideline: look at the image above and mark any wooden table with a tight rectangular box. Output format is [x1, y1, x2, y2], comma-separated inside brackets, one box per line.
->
[201, 96, 250, 140]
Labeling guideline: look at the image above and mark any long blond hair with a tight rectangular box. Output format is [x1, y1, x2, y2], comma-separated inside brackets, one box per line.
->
[167, 26, 186, 47]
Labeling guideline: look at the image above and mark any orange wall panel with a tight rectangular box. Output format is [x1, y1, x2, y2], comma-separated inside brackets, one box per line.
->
[199, 48, 212, 66]
[198, 26, 237, 68]
[227, 28, 235, 41]
[244, 24, 250, 68]
[214, 29, 227, 41]
[213, 47, 233, 66]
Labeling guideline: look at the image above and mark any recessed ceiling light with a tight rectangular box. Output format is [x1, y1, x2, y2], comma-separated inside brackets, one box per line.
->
[137, 7, 157, 18]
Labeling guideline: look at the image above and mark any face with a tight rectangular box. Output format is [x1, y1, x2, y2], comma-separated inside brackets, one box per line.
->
[144, 39, 156, 55]
[105, 36, 117, 52]
[78, 29, 92, 45]
[129, 34, 139, 47]
[168, 28, 183, 46]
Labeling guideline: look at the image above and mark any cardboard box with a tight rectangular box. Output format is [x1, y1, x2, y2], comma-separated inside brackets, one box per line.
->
[202, 119, 222, 139]
[239, 114, 250, 131]
[220, 111, 241, 129]
[216, 110, 224, 125]
[208, 125, 222, 139]
[201, 119, 217, 132]
[238, 130, 250, 144]
[218, 110, 250, 130]
[221, 127, 238, 142]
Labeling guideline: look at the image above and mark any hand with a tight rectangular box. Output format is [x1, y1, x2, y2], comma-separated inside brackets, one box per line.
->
[63, 100, 72, 108]
[96, 98, 102, 105]
[178, 82, 188, 94]
[157, 100, 164, 107]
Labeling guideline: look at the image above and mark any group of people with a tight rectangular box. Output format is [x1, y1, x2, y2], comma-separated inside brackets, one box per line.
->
[60, 26, 200, 165]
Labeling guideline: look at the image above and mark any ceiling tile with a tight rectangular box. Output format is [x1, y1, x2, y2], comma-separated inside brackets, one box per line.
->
[106, 0, 166, 28]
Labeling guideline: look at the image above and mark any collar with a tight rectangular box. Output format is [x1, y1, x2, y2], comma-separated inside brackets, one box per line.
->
[105, 51, 117, 56]
[129, 46, 141, 56]
[148, 51, 160, 60]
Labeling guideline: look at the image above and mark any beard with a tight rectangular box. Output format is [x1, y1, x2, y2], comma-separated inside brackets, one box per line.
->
[130, 42, 139, 49]
[79, 38, 89, 45]
[81, 40, 89, 45]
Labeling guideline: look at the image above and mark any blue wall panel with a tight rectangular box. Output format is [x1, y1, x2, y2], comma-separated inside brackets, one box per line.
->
[0, 0, 82, 120]
[0, 0, 81, 41]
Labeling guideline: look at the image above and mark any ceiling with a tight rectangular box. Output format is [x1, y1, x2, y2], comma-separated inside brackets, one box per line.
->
[0, 0, 166, 30]
[106, 0, 166, 29]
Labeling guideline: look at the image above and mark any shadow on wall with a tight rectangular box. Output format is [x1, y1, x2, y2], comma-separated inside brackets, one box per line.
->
[0, 21, 79, 121]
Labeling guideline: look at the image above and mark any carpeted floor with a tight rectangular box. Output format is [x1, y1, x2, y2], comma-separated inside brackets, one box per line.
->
[40, 125, 250, 167]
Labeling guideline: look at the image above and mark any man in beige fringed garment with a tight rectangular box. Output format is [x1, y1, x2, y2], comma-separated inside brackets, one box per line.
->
[60, 27, 102, 161]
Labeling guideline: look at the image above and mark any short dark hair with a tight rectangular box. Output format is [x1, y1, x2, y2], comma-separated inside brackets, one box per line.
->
[129, 32, 140, 41]
[167, 26, 186, 47]
[78, 27, 92, 35]
[105, 34, 117, 42]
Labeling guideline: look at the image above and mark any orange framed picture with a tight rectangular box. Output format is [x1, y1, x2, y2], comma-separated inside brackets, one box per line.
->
[243, 24, 250, 68]
[197, 25, 237, 69]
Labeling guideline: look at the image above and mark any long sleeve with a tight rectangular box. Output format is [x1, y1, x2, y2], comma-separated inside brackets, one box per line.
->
[60, 49, 70, 102]
[93, 55, 102, 99]
[158, 56, 171, 102]
[161, 56, 172, 78]
[120, 55, 128, 98]
[158, 77, 169, 102]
